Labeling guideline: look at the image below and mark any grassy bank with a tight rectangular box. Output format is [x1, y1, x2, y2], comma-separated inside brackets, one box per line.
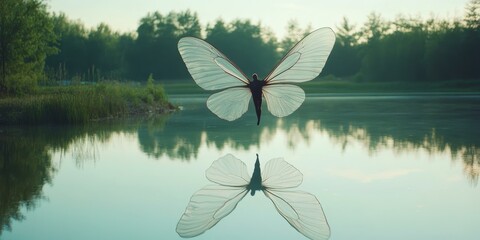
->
[0, 82, 176, 125]
[161, 78, 480, 95]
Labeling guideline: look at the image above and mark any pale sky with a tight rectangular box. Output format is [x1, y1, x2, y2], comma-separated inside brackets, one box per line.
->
[47, 0, 469, 38]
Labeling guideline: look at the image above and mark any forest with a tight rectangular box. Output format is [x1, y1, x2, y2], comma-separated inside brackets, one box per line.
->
[1, 0, 479, 95]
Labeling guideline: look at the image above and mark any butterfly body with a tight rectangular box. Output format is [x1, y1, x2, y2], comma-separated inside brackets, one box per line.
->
[247, 154, 263, 195]
[178, 27, 336, 125]
[248, 74, 266, 125]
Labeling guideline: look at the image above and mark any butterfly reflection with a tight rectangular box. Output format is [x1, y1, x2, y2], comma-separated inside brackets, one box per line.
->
[176, 154, 330, 240]
[178, 28, 336, 125]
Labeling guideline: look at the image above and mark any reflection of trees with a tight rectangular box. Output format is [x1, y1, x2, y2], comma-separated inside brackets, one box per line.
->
[298, 95, 480, 185]
[136, 99, 316, 160]
[138, 95, 480, 184]
[137, 102, 265, 160]
[0, 119, 151, 235]
[138, 113, 202, 160]
[0, 133, 54, 233]
[458, 146, 479, 184]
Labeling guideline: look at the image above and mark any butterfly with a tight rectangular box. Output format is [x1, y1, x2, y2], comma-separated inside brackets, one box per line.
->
[178, 27, 336, 125]
[176, 154, 330, 239]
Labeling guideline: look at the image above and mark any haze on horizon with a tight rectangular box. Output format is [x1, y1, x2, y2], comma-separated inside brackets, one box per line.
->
[48, 0, 468, 38]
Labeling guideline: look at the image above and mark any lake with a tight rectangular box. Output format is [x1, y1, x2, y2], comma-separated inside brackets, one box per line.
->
[1, 93, 479, 240]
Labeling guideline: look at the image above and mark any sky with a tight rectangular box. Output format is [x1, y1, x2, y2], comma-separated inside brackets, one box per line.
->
[47, 0, 470, 38]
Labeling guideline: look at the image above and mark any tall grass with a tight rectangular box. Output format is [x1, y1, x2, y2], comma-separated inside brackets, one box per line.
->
[0, 82, 175, 125]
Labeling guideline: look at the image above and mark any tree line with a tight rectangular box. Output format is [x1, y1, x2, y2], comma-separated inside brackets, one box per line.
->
[1, 0, 479, 94]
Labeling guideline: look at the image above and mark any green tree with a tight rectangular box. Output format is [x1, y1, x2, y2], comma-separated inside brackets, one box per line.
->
[206, 19, 279, 79]
[463, 0, 480, 80]
[0, 0, 56, 94]
[360, 12, 389, 42]
[324, 17, 361, 77]
[86, 23, 123, 81]
[465, 0, 480, 29]
[359, 12, 391, 81]
[336, 17, 359, 47]
[128, 10, 201, 80]
[46, 14, 134, 83]
[46, 13, 88, 81]
[382, 27, 427, 82]
[280, 20, 311, 55]
[424, 17, 480, 81]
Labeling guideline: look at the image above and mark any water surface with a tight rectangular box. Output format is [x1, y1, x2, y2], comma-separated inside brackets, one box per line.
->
[1, 94, 479, 240]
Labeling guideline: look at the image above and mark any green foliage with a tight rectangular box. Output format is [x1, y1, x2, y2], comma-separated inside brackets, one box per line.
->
[4, 72, 39, 94]
[145, 73, 166, 103]
[279, 20, 311, 55]
[0, 83, 173, 124]
[46, 13, 132, 82]
[0, 0, 57, 94]
[360, 15, 429, 82]
[324, 17, 362, 77]
[205, 19, 279, 78]
[464, 0, 480, 29]
[127, 10, 201, 80]
[325, 6, 480, 82]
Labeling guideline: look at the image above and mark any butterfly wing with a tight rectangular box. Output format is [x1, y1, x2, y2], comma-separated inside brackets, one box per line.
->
[264, 27, 336, 84]
[178, 37, 250, 90]
[176, 185, 248, 238]
[261, 157, 303, 189]
[262, 84, 305, 117]
[206, 87, 251, 121]
[206, 153, 251, 187]
[263, 189, 331, 240]
[177, 154, 251, 237]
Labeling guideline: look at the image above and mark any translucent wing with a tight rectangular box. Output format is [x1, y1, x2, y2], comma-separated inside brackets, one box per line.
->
[178, 37, 249, 90]
[262, 158, 303, 189]
[206, 87, 251, 121]
[263, 84, 305, 117]
[265, 27, 336, 84]
[206, 153, 251, 187]
[176, 185, 248, 238]
[264, 189, 330, 240]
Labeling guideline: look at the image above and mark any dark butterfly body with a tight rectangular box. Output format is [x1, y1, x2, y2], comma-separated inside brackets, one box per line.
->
[247, 154, 263, 194]
[178, 28, 336, 125]
[249, 74, 266, 125]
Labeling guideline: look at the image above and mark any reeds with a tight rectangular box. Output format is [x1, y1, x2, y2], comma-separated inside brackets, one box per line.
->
[0, 82, 174, 125]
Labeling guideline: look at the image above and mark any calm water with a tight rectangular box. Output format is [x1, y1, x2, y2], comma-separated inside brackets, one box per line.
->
[1, 94, 479, 240]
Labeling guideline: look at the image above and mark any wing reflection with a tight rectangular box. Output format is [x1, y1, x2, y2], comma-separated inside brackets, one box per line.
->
[176, 154, 330, 239]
